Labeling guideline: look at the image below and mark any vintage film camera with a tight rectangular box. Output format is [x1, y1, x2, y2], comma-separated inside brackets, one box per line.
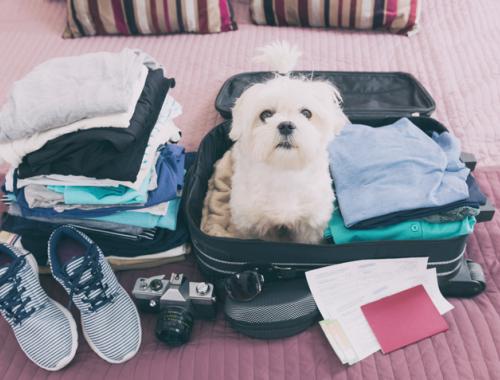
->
[132, 273, 216, 346]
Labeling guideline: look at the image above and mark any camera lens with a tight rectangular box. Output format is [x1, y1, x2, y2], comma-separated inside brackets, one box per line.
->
[149, 279, 164, 291]
[155, 306, 194, 347]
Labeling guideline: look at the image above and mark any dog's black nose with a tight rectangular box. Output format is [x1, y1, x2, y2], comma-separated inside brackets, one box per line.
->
[277, 121, 296, 136]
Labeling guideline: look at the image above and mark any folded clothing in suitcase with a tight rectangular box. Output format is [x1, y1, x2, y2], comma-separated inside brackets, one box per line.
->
[184, 71, 495, 338]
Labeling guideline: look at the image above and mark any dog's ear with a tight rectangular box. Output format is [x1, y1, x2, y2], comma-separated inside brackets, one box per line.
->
[311, 80, 343, 106]
[312, 81, 348, 134]
[229, 97, 244, 141]
[229, 89, 254, 141]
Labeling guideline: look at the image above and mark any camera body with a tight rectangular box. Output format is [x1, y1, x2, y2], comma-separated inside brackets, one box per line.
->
[132, 273, 217, 346]
[132, 273, 217, 318]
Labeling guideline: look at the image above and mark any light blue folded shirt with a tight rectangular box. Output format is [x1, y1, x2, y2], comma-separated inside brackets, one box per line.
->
[329, 118, 470, 227]
[87, 197, 181, 230]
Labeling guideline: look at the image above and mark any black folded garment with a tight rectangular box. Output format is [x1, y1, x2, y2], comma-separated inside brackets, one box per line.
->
[0, 212, 189, 265]
[17, 69, 174, 182]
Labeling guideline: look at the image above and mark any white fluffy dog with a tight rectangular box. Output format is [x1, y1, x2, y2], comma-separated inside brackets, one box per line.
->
[229, 42, 348, 244]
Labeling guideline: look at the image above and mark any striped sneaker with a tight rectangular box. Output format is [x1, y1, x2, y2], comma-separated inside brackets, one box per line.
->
[48, 225, 141, 364]
[0, 244, 77, 371]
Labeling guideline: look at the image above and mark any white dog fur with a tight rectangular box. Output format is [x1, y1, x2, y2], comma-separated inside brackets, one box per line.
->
[229, 41, 348, 244]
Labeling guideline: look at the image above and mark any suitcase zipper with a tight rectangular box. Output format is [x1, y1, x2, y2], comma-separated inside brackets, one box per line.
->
[193, 240, 464, 272]
[194, 241, 327, 268]
[436, 260, 463, 277]
[197, 250, 464, 281]
[428, 246, 465, 266]
[192, 241, 248, 265]
[195, 254, 236, 275]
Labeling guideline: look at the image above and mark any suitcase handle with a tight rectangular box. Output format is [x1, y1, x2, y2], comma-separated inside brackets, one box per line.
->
[439, 259, 486, 297]
[459, 151, 495, 223]
[460, 152, 477, 171]
[477, 199, 496, 223]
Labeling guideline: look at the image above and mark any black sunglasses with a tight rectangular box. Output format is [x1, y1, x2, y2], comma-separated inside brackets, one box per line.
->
[224, 270, 265, 302]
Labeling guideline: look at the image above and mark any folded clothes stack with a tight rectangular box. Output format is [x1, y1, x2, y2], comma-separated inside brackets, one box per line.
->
[326, 118, 487, 243]
[0, 49, 191, 267]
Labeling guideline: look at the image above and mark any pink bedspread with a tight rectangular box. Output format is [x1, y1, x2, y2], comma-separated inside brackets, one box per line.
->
[0, 0, 500, 379]
[1, 0, 500, 163]
[0, 169, 499, 380]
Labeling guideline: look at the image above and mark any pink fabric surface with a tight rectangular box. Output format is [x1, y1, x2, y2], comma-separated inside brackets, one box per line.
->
[0, 168, 499, 380]
[0, 0, 499, 164]
[1, 0, 500, 379]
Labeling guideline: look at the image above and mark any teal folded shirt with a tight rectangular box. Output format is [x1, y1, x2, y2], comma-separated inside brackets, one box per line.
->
[48, 167, 152, 205]
[325, 207, 476, 244]
[87, 197, 181, 230]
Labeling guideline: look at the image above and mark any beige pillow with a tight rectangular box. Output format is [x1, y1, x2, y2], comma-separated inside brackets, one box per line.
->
[65, 0, 237, 38]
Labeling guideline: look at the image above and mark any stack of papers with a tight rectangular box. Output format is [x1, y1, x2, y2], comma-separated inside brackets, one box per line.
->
[305, 258, 453, 365]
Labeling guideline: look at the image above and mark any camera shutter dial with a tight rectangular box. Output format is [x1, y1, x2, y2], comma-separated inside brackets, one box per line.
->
[195, 282, 210, 295]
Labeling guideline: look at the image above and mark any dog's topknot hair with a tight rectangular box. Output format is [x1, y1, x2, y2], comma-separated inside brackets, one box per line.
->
[252, 41, 302, 75]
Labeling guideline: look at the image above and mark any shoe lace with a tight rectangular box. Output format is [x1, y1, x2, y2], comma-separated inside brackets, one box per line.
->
[62, 246, 114, 313]
[0, 257, 36, 325]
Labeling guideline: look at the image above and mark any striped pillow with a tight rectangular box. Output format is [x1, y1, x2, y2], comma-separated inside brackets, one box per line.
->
[65, 0, 237, 38]
[250, 0, 421, 34]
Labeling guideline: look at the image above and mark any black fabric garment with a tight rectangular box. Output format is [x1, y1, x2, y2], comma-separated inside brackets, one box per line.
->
[17, 69, 174, 182]
[0, 212, 189, 265]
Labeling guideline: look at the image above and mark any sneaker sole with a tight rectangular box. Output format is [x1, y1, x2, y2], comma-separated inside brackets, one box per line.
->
[81, 282, 142, 364]
[22, 254, 79, 371]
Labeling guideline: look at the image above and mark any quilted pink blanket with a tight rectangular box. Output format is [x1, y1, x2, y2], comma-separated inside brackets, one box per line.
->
[0, 0, 499, 379]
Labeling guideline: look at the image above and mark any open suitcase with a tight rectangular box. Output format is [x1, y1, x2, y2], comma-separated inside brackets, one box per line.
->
[183, 72, 496, 337]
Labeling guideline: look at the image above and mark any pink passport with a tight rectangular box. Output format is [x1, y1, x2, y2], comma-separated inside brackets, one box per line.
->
[361, 285, 449, 353]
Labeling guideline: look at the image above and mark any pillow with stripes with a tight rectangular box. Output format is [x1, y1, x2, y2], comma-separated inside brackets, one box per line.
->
[64, 0, 237, 38]
[250, 0, 421, 35]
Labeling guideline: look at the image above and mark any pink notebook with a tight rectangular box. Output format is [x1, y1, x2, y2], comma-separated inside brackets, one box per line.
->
[361, 285, 449, 353]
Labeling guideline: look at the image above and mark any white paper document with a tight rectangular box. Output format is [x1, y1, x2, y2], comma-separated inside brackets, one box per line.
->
[306, 258, 453, 365]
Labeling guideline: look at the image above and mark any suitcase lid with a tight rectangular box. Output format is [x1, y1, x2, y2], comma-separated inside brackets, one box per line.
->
[215, 71, 436, 120]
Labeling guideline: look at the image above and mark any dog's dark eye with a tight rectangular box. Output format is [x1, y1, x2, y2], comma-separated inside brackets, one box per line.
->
[260, 110, 274, 122]
[300, 109, 312, 119]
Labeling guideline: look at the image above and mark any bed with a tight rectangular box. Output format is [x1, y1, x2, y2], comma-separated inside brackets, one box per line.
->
[0, 0, 500, 379]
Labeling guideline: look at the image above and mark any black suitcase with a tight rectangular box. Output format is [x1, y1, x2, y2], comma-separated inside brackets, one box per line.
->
[184, 71, 495, 298]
